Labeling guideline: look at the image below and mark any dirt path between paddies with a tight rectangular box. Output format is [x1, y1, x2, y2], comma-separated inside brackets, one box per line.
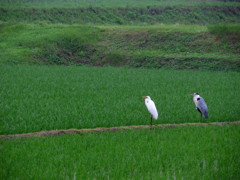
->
[1, 121, 240, 140]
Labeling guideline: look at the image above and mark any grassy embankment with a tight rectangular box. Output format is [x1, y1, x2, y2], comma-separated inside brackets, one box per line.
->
[1, 23, 239, 71]
[1, 125, 240, 179]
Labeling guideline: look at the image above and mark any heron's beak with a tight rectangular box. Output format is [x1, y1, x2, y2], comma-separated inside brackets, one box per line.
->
[189, 94, 194, 96]
[142, 96, 147, 99]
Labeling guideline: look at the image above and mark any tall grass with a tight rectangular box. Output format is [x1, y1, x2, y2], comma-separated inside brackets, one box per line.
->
[1, 125, 240, 179]
[0, 65, 239, 134]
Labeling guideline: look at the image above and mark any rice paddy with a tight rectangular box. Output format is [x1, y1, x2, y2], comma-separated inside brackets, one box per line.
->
[1, 65, 239, 135]
[1, 125, 240, 179]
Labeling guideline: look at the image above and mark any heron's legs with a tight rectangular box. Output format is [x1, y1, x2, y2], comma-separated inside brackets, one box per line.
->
[150, 116, 153, 129]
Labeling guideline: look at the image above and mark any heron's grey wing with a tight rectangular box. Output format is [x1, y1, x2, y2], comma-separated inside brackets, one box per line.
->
[197, 97, 208, 118]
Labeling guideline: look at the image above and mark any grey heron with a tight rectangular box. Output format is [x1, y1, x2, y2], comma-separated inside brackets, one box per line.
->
[142, 96, 158, 126]
[190, 93, 208, 120]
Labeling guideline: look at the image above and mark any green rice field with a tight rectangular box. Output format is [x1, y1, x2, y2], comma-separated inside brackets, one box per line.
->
[1, 125, 240, 179]
[1, 65, 239, 135]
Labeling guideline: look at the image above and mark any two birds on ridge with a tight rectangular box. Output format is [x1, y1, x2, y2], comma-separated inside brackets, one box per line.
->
[143, 93, 208, 126]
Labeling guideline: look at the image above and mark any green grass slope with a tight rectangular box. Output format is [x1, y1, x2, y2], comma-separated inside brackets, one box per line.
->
[1, 24, 239, 71]
[1, 125, 240, 179]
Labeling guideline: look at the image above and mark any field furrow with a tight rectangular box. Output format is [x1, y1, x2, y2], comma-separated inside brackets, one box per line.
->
[1, 121, 240, 139]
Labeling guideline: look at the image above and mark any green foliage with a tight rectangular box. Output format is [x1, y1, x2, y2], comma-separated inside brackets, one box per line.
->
[0, 65, 239, 134]
[1, 125, 240, 179]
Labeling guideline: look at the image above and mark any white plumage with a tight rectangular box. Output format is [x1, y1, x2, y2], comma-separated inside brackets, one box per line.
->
[142, 96, 158, 125]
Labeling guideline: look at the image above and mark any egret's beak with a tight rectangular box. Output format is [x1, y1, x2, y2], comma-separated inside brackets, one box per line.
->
[142, 96, 147, 99]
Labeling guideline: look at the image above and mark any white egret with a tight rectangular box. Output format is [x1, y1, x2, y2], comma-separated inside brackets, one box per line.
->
[142, 96, 158, 126]
[190, 93, 208, 120]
